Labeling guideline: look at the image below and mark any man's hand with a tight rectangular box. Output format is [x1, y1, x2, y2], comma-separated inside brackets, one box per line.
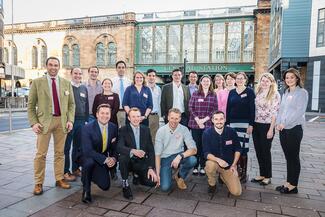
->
[131, 149, 146, 158]
[171, 154, 182, 169]
[216, 158, 229, 168]
[230, 165, 238, 176]
[66, 121, 73, 132]
[32, 123, 43, 134]
[106, 157, 116, 168]
[147, 168, 158, 183]
[155, 175, 160, 188]
[276, 124, 284, 131]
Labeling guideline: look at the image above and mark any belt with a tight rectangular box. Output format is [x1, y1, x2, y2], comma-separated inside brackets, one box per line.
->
[53, 114, 61, 117]
[150, 112, 158, 115]
[118, 109, 125, 112]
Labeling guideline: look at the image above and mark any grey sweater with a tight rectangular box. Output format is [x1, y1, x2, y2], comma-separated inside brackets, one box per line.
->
[276, 86, 308, 129]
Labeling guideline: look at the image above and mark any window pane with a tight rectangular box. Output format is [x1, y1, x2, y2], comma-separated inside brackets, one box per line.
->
[154, 26, 166, 63]
[72, 44, 80, 67]
[212, 23, 225, 63]
[243, 21, 254, 62]
[168, 25, 181, 63]
[3, 48, 8, 63]
[140, 26, 153, 64]
[41, 46, 47, 68]
[197, 24, 210, 63]
[96, 43, 105, 66]
[62, 45, 70, 67]
[227, 22, 241, 62]
[108, 42, 117, 66]
[183, 24, 195, 62]
[317, 12, 325, 47]
[319, 9, 325, 20]
[13, 46, 17, 65]
[32, 46, 38, 68]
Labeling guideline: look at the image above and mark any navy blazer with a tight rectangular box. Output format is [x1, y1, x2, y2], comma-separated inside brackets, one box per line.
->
[81, 121, 118, 165]
[117, 124, 155, 169]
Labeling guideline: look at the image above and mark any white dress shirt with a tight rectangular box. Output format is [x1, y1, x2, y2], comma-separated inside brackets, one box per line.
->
[172, 82, 185, 113]
[111, 76, 131, 108]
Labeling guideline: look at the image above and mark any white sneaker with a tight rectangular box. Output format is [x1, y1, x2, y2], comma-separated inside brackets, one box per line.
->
[199, 168, 206, 176]
[192, 168, 199, 176]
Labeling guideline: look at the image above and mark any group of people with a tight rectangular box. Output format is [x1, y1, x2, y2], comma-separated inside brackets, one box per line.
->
[27, 56, 308, 204]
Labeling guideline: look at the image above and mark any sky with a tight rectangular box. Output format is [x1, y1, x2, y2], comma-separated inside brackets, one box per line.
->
[3, 0, 257, 24]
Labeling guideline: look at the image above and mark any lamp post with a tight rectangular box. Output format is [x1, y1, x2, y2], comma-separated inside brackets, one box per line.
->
[9, 0, 14, 133]
[182, 49, 188, 84]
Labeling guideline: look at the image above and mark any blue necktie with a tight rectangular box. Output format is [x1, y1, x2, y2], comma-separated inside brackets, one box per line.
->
[119, 78, 124, 104]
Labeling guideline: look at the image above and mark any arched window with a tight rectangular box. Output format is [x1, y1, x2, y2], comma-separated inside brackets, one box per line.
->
[62, 45, 70, 67]
[41, 46, 47, 68]
[72, 44, 80, 67]
[32, 46, 38, 68]
[12, 46, 18, 65]
[96, 42, 105, 66]
[3, 48, 9, 63]
[107, 42, 117, 66]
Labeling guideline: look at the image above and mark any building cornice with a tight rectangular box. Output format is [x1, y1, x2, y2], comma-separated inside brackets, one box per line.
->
[254, 8, 271, 16]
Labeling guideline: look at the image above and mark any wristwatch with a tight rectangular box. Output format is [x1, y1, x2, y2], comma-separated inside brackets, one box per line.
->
[179, 153, 185, 160]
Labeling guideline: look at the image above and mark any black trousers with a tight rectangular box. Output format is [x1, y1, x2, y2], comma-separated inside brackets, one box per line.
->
[191, 129, 205, 169]
[279, 125, 303, 186]
[252, 122, 274, 178]
[119, 155, 155, 187]
[81, 157, 111, 192]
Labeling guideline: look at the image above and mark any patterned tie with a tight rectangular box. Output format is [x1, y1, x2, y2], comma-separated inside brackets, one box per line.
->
[119, 78, 124, 104]
[102, 126, 107, 153]
[51, 78, 61, 116]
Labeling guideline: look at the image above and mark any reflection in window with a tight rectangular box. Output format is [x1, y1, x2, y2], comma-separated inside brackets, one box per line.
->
[197, 24, 210, 63]
[183, 24, 195, 62]
[108, 42, 117, 66]
[140, 26, 153, 64]
[96, 43, 105, 66]
[227, 22, 241, 62]
[154, 26, 166, 63]
[317, 8, 325, 47]
[168, 25, 181, 63]
[3, 48, 8, 63]
[32, 46, 38, 68]
[72, 44, 80, 67]
[62, 45, 70, 67]
[243, 21, 254, 62]
[41, 46, 47, 68]
[212, 23, 225, 63]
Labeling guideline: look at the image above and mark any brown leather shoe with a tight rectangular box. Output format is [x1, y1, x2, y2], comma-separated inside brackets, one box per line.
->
[64, 172, 76, 182]
[55, 179, 71, 189]
[33, 184, 43, 195]
[174, 173, 187, 190]
[72, 169, 81, 177]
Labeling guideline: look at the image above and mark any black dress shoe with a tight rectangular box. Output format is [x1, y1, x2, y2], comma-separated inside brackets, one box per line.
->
[251, 177, 264, 183]
[280, 187, 298, 194]
[275, 185, 285, 191]
[111, 170, 118, 181]
[82, 190, 92, 203]
[208, 185, 216, 194]
[122, 186, 133, 200]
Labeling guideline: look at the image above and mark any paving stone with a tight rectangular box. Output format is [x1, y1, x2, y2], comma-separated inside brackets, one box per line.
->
[146, 208, 202, 217]
[194, 201, 256, 217]
[0, 193, 24, 209]
[104, 210, 129, 217]
[281, 206, 321, 217]
[91, 197, 129, 211]
[122, 203, 152, 216]
[320, 212, 325, 217]
[170, 188, 212, 202]
[256, 211, 288, 217]
[86, 206, 108, 215]
[31, 205, 82, 217]
[92, 186, 122, 199]
[230, 189, 261, 202]
[55, 200, 76, 209]
[143, 194, 197, 213]
[0, 207, 29, 217]
[113, 188, 151, 204]
[236, 199, 281, 214]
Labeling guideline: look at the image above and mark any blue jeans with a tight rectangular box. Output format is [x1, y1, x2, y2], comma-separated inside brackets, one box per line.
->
[159, 153, 197, 192]
[64, 118, 86, 173]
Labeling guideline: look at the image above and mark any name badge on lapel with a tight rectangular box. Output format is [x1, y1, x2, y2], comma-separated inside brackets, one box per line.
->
[198, 98, 204, 102]
[107, 96, 114, 100]
[111, 137, 116, 143]
[225, 140, 233, 145]
[143, 93, 148, 98]
[241, 93, 247, 98]
[80, 93, 86, 98]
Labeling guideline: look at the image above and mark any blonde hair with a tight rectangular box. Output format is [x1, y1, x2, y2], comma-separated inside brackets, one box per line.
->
[214, 73, 226, 89]
[256, 72, 278, 102]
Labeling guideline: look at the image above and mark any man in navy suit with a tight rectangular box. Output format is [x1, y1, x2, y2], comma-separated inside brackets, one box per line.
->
[117, 107, 158, 200]
[81, 104, 118, 203]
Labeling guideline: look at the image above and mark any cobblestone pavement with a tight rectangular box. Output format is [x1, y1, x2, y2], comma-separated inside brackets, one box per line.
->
[0, 122, 325, 217]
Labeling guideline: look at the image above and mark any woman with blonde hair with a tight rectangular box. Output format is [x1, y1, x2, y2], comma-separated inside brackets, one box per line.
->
[251, 73, 280, 186]
[275, 68, 308, 194]
[214, 74, 228, 116]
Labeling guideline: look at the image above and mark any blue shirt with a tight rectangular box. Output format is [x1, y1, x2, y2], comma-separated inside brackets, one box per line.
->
[122, 85, 153, 115]
[202, 126, 242, 166]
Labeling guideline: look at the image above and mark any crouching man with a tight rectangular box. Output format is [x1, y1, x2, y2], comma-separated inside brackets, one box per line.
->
[155, 108, 197, 192]
[203, 111, 242, 196]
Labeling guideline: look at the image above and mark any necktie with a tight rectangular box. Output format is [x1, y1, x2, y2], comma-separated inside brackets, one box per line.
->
[102, 126, 107, 153]
[51, 78, 61, 116]
[135, 127, 140, 150]
[119, 78, 124, 103]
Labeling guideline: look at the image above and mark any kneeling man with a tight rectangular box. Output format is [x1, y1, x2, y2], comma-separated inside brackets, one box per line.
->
[81, 104, 118, 203]
[155, 108, 197, 192]
[203, 111, 242, 196]
[117, 107, 158, 200]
